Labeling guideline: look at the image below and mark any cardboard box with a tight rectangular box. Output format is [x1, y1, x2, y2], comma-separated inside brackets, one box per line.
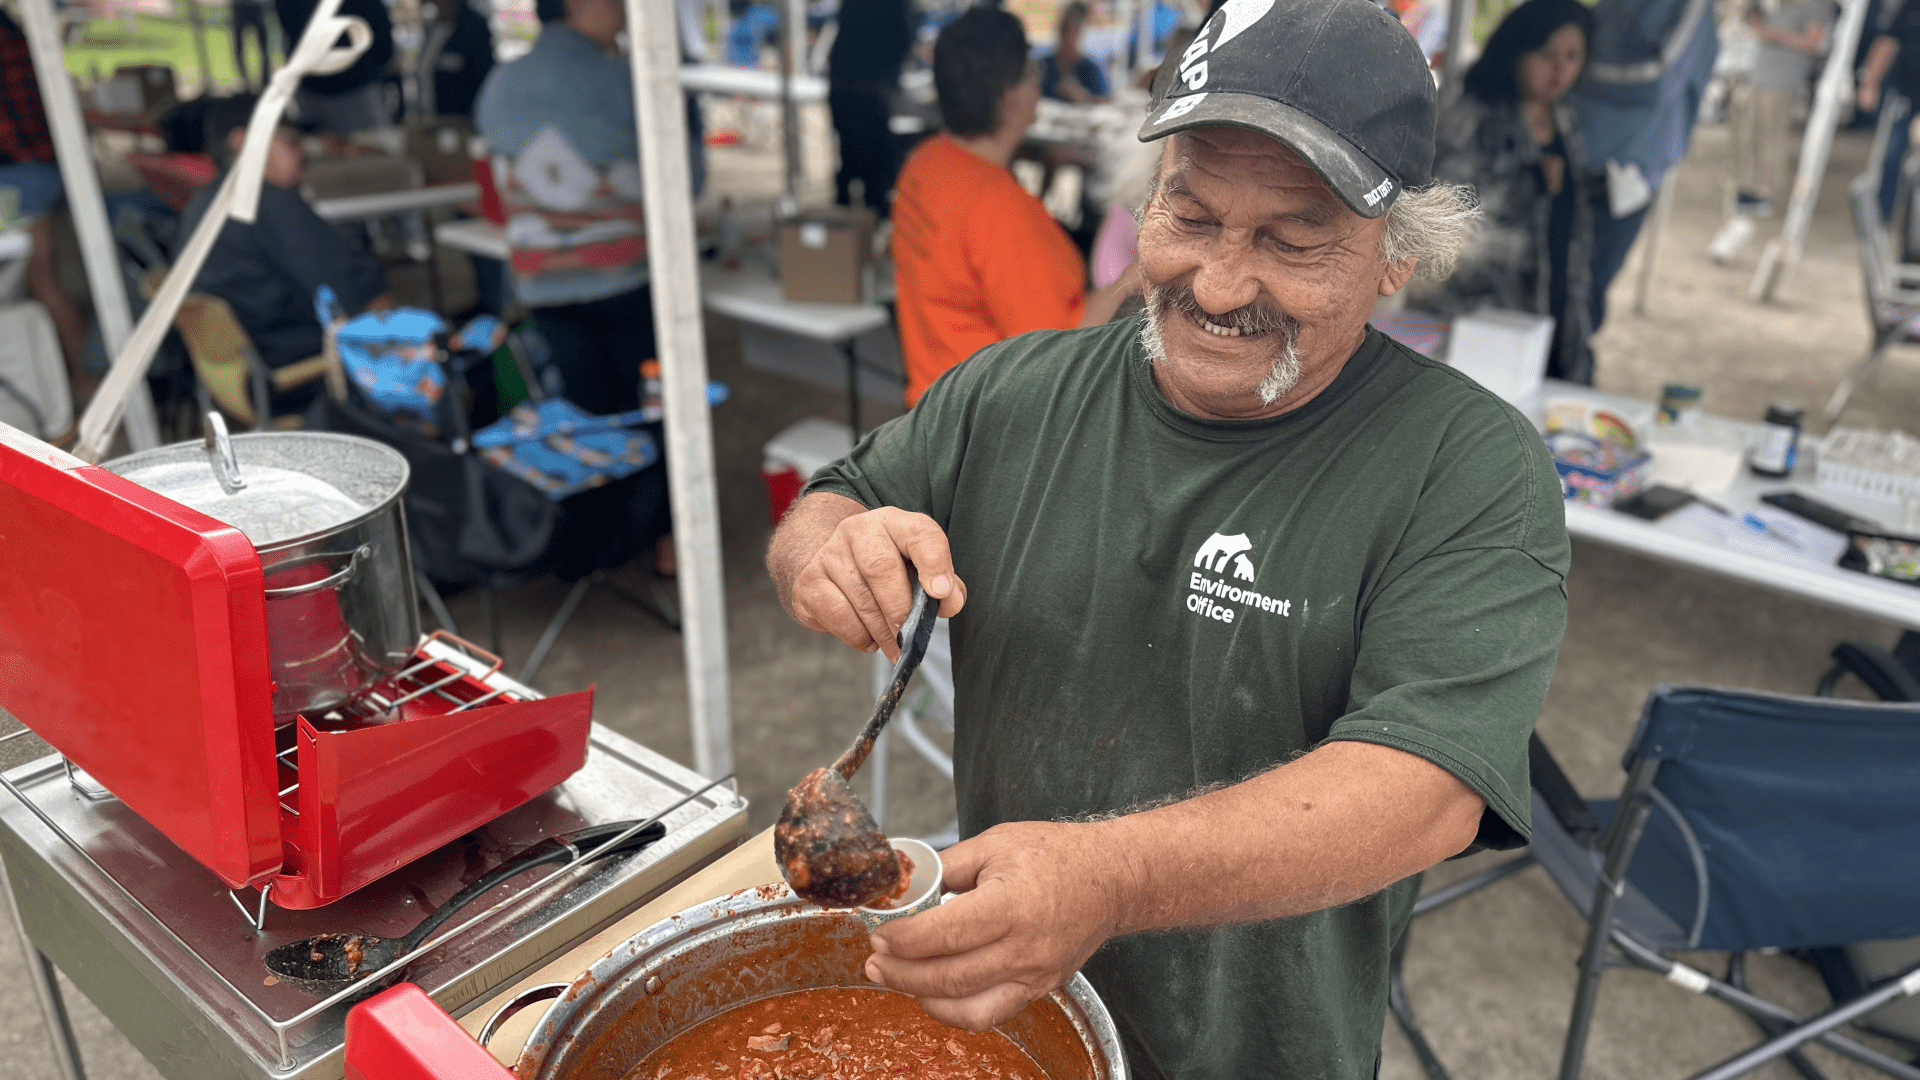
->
[1446, 307, 1554, 409]
[780, 208, 874, 304]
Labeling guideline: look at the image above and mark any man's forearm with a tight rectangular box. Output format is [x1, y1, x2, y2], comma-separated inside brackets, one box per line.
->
[767, 490, 868, 617]
[1091, 740, 1486, 935]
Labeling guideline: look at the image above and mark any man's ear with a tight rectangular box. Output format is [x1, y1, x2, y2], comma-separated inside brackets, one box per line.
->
[1378, 254, 1418, 298]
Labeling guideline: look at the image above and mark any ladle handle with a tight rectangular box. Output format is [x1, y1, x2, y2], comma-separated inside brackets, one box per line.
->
[398, 820, 668, 951]
[832, 571, 936, 781]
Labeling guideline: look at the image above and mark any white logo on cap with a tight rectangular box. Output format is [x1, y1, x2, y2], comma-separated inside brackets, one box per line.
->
[1155, 92, 1208, 124]
[1363, 177, 1394, 206]
[1213, 0, 1276, 49]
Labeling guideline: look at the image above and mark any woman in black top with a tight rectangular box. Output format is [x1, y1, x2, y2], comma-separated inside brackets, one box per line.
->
[1420, 0, 1596, 383]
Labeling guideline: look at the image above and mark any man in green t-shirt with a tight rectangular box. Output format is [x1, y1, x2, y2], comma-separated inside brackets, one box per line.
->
[766, 0, 1571, 1075]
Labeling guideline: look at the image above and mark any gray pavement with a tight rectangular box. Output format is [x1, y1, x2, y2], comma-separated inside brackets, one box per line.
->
[1, 119, 1913, 1080]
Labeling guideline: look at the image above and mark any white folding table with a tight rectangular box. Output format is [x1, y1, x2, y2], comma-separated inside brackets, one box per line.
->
[700, 263, 892, 434]
[429, 223, 897, 433]
[1540, 380, 1920, 629]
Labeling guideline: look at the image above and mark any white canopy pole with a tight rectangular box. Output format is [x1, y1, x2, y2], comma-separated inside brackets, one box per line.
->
[1750, 0, 1870, 301]
[628, 0, 736, 780]
[777, 0, 803, 213]
[1443, 0, 1476, 86]
[17, 0, 161, 452]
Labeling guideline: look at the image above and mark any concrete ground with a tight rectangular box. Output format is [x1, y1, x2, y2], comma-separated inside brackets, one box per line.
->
[2, 112, 1917, 1080]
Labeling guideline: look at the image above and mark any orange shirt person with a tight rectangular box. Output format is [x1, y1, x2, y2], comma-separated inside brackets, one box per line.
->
[891, 8, 1138, 406]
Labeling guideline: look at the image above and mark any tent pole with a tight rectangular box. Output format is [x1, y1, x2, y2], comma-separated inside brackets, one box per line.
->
[185, 0, 212, 92]
[1632, 172, 1678, 316]
[628, 0, 735, 780]
[1751, 0, 1871, 301]
[1443, 0, 1476, 85]
[777, 0, 802, 213]
[17, 0, 160, 451]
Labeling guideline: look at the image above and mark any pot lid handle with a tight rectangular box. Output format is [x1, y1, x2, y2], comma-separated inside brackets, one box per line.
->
[202, 412, 246, 496]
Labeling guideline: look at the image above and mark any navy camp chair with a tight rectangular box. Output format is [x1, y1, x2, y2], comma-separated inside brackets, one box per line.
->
[1394, 687, 1920, 1080]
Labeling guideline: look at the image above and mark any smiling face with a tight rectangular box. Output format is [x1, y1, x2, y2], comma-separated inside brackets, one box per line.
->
[1517, 23, 1586, 105]
[1134, 127, 1416, 420]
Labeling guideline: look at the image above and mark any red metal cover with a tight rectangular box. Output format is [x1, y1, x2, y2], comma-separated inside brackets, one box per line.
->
[274, 686, 593, 908]
[0, 426, 282, 888]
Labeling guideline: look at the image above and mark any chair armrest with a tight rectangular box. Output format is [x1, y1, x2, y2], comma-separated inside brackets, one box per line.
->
[1819, 641, 1920, 701]
[1529, 733, 1600, 842]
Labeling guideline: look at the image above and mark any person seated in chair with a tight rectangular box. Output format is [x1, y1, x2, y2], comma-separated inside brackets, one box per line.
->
[180, 94, 392, 416]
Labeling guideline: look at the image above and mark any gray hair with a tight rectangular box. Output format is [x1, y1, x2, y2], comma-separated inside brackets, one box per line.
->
[1381, 182, 1479, 280]
[1134, 136, 1478, 280]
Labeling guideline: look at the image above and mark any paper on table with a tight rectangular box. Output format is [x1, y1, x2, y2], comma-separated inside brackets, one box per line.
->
[1646, 440, 1746, 494]
[1666, 502, 1850, 570]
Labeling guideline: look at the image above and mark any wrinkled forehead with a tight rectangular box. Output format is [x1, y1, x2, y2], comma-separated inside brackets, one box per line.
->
[1158, 128, 1350, 215]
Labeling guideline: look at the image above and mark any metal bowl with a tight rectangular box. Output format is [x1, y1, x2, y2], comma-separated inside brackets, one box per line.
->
[506, 883, 1127, 1080]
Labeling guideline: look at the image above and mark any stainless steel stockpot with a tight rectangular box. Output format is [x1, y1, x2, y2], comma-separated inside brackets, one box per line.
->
[105, 424, 418, 716]
[490, 883, 1128, 1080]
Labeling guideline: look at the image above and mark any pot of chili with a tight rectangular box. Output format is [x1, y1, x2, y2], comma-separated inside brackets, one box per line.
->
[494, 882, 1127, 1080]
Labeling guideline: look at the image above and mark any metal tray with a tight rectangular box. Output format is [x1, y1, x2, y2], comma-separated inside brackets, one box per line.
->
[0, 717, 746, 1080]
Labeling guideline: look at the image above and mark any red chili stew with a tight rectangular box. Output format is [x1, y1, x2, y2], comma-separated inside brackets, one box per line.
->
[625, 986, 1047, 1080]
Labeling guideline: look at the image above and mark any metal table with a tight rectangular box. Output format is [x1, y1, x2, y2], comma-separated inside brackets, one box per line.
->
[0, 693, 747, 1080]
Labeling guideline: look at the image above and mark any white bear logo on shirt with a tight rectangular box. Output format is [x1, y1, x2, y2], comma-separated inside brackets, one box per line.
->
[1194, 532, 1257, 583]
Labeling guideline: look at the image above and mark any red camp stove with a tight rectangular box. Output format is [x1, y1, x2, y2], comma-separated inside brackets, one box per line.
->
[0, 423, 594, 910]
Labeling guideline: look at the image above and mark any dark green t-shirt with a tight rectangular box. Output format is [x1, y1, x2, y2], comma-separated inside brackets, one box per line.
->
[807, 317, 1570, 1080]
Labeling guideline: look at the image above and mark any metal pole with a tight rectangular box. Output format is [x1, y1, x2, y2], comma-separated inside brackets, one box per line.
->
[777, 0, 803, 213]
[185, 0, 212, 91]
[1133, 0, 1153, 81]
[17, 0, 161, 451]
[1443, 0, 1477, 86]
[0, 858, 87, 1080]
[1632, 173, 1678, 316]
[628, 0, 736, 780]
[1751, 0, 1870, 301]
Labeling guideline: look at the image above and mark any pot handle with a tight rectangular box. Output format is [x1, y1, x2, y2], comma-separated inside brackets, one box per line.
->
[263, 544, 372, 598]
[477, 981, 569, 1052]
[203, 412, 246, 496]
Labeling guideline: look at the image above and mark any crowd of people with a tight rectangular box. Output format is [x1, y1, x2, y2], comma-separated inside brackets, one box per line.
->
[0, 0, 1860, 551]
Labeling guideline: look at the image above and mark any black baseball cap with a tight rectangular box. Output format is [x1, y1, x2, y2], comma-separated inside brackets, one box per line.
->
[1139, 0, 1437, 219]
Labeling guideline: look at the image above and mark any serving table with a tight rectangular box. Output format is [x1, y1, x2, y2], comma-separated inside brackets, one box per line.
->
[0, 640, 748, 1080]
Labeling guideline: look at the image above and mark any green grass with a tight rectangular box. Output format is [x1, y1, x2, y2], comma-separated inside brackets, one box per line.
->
[63, 14, 250, 92]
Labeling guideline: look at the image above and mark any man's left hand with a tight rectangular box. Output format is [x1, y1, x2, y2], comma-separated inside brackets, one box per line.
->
[864, 821, 1132, 1032]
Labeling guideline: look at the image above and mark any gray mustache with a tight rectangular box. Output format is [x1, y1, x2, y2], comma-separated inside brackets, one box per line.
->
[1148, 284, 1299, 337]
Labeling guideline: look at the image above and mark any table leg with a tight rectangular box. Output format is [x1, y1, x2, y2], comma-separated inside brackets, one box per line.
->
[844, 340, 861, 437]
[0, 858, 87, 1080]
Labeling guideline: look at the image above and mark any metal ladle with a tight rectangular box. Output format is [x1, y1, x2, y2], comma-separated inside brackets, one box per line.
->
[263, 820, 666, 998]
[774, 570, 938, 908]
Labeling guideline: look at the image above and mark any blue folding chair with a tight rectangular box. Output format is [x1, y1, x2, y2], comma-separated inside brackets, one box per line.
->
[1550, 686, 1920, 1080]
[1393, 688, 1920, 1080]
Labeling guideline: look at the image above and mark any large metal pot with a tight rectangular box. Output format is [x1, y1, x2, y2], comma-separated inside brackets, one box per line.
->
[103, 422, 418, 716]
[495, 884, 1128, 1080]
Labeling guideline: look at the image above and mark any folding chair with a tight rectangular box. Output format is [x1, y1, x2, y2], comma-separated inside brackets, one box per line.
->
[1826, 169, 1920, 422]
[173, 292, 332, 430]
[1396, 687, 1920, 1080]
[1562, 687, 1920, 1080]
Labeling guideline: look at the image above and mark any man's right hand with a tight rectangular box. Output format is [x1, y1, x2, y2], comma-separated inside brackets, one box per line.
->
[776, 502, 967, 659]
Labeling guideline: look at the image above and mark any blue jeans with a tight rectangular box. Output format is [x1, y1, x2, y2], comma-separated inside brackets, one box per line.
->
[1880, 93, 1912, 223]
[1588, 185, 1651, 335]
